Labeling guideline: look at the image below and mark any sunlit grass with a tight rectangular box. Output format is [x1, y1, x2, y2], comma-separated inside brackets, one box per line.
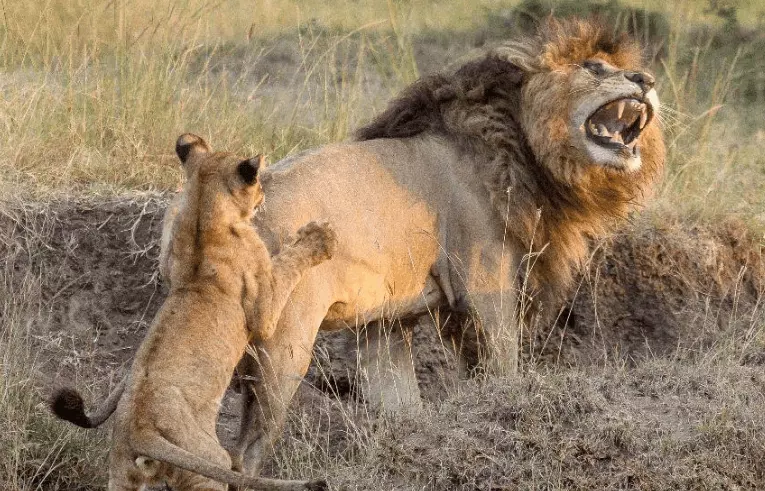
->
[0, 1, 762, 230]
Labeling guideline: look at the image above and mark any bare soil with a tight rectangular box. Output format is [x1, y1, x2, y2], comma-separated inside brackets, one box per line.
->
[2, 196, 763, 489]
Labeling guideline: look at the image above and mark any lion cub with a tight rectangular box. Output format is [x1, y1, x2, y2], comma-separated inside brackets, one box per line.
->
[55, 134, 333, 491]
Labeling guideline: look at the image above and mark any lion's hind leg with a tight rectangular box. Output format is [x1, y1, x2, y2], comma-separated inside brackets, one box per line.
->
[446, 226, 520, 376]
[358, 318, 422, 411]
[233, 275, 334, 477]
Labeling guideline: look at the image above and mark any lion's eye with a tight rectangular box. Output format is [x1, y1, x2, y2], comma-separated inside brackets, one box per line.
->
[582, 60, 607, 76]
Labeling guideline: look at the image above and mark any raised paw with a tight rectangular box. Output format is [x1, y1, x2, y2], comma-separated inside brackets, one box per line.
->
[294, 221, 338, 264]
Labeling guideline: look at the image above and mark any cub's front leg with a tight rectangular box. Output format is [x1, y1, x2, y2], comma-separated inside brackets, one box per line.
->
[251, 221, 338, 339]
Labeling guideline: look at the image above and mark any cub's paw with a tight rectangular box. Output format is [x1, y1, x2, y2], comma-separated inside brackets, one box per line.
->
[294, 221, 338, 264]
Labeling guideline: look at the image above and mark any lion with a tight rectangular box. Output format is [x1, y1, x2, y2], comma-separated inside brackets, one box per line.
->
[57, 18, 666, 479]
[51, 134, 334, 491]
[220, 18, 666, 475]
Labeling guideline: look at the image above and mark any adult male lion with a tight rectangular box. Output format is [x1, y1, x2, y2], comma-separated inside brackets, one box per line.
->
[230, 18, 665, 475]
[52, 135, 334, 490]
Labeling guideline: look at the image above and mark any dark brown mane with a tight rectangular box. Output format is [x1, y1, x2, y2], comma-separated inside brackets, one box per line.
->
[355, 54, 524, 142]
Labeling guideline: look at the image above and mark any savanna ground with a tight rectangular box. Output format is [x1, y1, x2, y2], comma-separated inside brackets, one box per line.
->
[1, 0, 764, 489]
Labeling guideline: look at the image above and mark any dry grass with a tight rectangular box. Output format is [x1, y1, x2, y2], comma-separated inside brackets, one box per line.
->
[0, 0, 423, 196]
[0, 196, 762, 490]
[0, 204, 108, 490]
[1, 0, 764, 489]
[0, 0, 762, 220]
[273, 360, 765, 490]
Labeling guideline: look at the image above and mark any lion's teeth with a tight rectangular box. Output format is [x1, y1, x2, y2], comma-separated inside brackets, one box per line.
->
[598, 124, 610, 137]
[639, 110, 648, 129]
[617, 101, 625, 119]
[589, 122, 598, 134]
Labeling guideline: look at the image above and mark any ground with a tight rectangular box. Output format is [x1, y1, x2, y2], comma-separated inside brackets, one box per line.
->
[1, 196, 762, 489]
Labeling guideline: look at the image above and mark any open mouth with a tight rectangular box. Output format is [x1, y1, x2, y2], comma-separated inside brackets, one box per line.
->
[585, 98, 652, 155]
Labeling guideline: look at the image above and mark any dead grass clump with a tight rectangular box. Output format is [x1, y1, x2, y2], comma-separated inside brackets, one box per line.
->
[0, 188, 762, 489]
[272, 362, 765, 490]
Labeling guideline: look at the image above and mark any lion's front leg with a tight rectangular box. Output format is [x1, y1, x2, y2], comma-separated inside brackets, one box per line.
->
[447, 239, 520, 376]
[461, 288, 519, 375]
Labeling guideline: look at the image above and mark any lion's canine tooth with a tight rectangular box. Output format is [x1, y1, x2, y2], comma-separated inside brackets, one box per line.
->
[639, 110, 648, 129]
[597, 124, 610, 137]
[617, 100, 625, 119]
[589, 122, 598, 134]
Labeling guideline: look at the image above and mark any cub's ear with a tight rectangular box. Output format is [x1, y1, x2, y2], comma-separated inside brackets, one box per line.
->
[175, 133, 211, 164]
[237, 155, 264, 186]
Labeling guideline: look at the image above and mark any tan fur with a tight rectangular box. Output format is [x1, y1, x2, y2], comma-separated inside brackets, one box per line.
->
[221, 18, 666, 476]
[356, 18, 664, 308]
[53, 134, 333, 491]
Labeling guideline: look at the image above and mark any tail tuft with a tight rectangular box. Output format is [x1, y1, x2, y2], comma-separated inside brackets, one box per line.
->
[49, 387, 93, 428]
[306, 479, 328, 491]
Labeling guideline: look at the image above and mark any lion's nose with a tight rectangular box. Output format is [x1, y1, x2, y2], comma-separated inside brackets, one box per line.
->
[625, 70, 655, 91]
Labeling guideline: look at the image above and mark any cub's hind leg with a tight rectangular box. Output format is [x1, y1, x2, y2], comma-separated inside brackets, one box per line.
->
[232, 275, 334, 476]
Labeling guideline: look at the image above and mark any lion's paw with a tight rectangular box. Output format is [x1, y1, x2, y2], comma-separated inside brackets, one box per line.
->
[294, 221, 338, 264]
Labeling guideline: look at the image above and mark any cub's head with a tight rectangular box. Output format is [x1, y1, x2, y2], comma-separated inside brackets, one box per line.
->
[174, 133, 265, 225]
[501, 19, 664, 179]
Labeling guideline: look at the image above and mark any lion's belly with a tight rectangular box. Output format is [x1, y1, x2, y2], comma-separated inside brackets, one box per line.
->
[319, 221, 443, 327]
[320, 274, 443, 329]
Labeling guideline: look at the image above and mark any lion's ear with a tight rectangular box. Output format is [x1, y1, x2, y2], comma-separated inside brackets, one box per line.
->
[237, 155, 264, 186]
[175, 133, 211, 164]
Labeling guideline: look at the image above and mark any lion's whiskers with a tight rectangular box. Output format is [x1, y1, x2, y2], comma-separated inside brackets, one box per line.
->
[655, 104, 691, 136]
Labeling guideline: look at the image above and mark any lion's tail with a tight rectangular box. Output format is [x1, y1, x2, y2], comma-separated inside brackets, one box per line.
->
[132, 435, 326, 491]
[49, 378, 125, 429]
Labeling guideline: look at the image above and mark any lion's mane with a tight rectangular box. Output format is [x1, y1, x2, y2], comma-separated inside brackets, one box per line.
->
[356, 19, 665, 309]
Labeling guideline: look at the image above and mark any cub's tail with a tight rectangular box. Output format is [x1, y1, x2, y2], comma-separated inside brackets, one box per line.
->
[134, 434, 326, 491]
[49, 378, 125, 429]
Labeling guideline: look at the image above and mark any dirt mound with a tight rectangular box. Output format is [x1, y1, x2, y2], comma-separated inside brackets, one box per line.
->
[2, 196, 763, 489]
[1, 197, 762, 397]
[0, 196, 167, 387]
[537, 216, 765, 366]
